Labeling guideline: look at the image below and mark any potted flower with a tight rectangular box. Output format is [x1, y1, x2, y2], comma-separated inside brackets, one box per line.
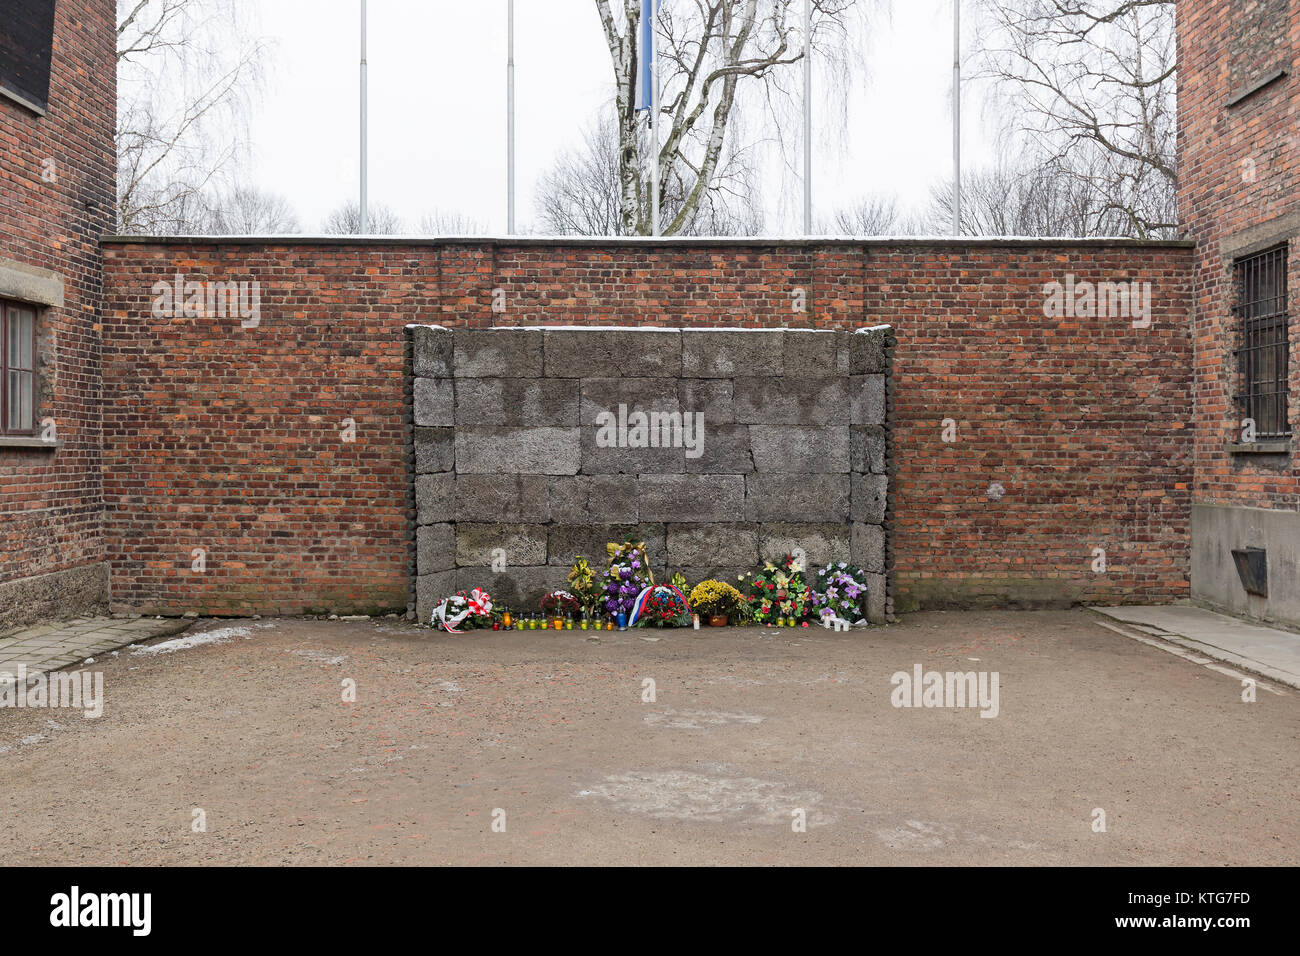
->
[688, 579, 744, 626]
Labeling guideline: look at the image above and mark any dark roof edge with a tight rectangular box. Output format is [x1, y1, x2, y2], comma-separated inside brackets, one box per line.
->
[103, 234, 1196, 249]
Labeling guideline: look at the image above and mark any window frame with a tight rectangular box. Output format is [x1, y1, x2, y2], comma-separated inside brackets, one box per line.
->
[1232, 244, 1292, 442]
[1, 299, 39, 437]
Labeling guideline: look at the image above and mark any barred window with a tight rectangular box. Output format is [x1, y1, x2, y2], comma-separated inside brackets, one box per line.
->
[1234, 245, 1290, 440]
[1, 300, 37, 435]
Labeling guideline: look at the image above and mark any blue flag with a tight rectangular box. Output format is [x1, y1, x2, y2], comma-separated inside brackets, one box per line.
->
[636, 0, 661, 112]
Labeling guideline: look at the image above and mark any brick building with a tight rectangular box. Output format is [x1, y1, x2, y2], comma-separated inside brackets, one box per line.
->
[0, 0, 115, 630]
[0, 0, 1295, 631]
[1178, 0, 1300, 627]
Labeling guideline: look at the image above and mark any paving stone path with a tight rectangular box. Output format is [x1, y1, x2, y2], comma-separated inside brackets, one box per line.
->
[0, 617, 189, 684]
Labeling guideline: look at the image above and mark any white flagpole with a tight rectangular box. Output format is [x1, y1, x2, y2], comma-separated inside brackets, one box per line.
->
[507, 0, 516, 235]
[360, 0, 369, 233]
[803, 0, 812, 235]
[952, 0, 961, 237]
[651, 2, 660, 236]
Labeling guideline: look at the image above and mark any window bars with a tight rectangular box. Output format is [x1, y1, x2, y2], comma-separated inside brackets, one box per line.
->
[1234, 245, 1291, 440]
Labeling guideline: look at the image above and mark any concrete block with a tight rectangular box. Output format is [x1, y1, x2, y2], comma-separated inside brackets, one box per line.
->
[851, 375, 886, 426]
[684, 424, 753, 474]
[637, 474, 746, 523]
[580, 428, 685, 475]
[865, 572, 887, 624]
[456, 523, 548, 567]
[580, 378, 682, 423]
[744, 474, 850, 522]
[455, 427, 581, 475]
[547, 524, 667, 571]
[413, 378, 455, 426]
[417, 523, 456, 574]
[453, 328, 543, 377]
[411, 325, 452, 378]
[733, 377, 849, 424]
[850, 328, 890, 374]
[667, 523, 759, 567]
[851, 473, 889, 524]
[548, 475, 640, 523]
[759, 523, 850, 567]
[851, 522, 886, 573]
[415, 570, 458, 625]
[454, 566, 568, 610]
[415, 473, 455, 525]
[455, 377, 579, 426]
[850, 426, 887, 475]
[415, 427, 454, 474]
[454, 475, 551, 521]
[678, 378, 734, 423]
[544, 328, 681, 378]
[783, 330, 840, 376]
[750, 425, 849, 473]
[682, 330, 778, 377]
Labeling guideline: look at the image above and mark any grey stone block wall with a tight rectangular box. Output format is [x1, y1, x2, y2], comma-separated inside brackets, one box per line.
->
[407, 325, 893, 624]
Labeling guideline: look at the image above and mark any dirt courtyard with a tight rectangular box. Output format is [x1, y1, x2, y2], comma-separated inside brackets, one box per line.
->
[0, 609, 1295, 866]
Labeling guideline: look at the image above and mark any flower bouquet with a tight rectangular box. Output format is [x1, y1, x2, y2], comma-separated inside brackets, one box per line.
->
[809, 562, 870, 626]
[601, 539, 654, 620]
[738, 554, 812, 625]
[539, 589, 582, 618]
[630, 584, 692, 627]
[431, 588, 494, 632]
[567, 557, 600, 615]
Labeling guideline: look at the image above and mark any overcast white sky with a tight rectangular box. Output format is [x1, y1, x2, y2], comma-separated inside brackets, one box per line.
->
[238, 0, 999, 234]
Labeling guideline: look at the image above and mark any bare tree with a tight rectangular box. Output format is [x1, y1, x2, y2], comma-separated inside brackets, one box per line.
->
[322, 200, 404, 235]
[195, 186, 300, 234]
[116, 0, 268, 234]
[552, 0, 867, 236]
[925, 150, 1145, 236]
[417, 210, 489, 236]
[976, 0, 1177, 237]
[822, 195, 909, 235]
[536, 109, 765, 236]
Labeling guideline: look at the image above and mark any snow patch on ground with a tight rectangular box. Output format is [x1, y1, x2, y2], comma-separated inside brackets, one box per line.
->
[642, 708, 765, 730]
[289, 648, 347, 665]
[132, 621, 275, 656]
[580, 769, 829, 827]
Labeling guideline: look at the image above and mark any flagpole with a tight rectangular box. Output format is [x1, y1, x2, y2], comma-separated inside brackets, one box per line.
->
[952, 0, 961, 237]
[360, 0, 369, 233]
[803, 0, 812, 234]
[651, 3, 660, 237]
[507, 0, 516, 235]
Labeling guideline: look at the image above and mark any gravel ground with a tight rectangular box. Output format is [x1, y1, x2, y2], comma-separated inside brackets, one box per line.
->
[0, 609, 1295, 866]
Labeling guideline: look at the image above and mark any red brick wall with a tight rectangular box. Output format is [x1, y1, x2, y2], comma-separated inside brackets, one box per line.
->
[0, 0, 116, 618]
[1178, 0, 1300, 507]
[101, 238, 1194, 615]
